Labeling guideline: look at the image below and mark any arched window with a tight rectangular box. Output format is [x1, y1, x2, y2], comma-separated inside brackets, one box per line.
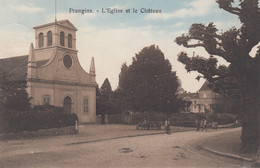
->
[63, 96, 72, 113]
[47, 31, 52, 46]
[38, 33, 44, 48]
[68, 34, 72, 48]
[60, 31, 65, 46]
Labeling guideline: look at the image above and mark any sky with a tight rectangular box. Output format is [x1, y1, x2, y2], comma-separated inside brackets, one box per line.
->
[0, 0, 244, 92]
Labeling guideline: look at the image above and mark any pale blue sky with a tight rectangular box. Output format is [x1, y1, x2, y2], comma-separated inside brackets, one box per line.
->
[0, 0, 243, 92]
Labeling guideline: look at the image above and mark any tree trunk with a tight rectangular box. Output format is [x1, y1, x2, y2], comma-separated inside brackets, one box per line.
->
[240, 78, 260, 153]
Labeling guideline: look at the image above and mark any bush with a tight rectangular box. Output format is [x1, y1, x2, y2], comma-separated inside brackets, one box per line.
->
[130, 111, 167, 125]
[169, 113, 198, 127]
[208, 113, 237, 125]
[0, 104, 78, 133]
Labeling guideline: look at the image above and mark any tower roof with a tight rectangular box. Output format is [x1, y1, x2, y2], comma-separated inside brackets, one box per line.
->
[89, 57, 95, 75]
[28, 43, 36, 64]
[33, 19, 78, 31]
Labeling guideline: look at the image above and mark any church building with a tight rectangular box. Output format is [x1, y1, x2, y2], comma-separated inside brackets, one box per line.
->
[0, 19, 97, 123]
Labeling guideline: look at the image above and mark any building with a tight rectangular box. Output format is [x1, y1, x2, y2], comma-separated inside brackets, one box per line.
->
[177, 92, 199, 113]
[0, 19, 97, 123]
[178, 81, 222, 114]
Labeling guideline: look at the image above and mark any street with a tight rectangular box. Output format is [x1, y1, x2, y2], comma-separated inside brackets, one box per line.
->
[0, 127, 250, 168]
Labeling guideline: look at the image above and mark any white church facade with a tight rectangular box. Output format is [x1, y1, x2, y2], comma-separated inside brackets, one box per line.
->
[0, 19, 97, 123]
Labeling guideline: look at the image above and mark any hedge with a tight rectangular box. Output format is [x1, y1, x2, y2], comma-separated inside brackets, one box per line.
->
[0, 105, 78, 134]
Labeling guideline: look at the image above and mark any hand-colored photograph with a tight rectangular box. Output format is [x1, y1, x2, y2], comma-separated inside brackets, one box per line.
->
[0, 0, 259, 167]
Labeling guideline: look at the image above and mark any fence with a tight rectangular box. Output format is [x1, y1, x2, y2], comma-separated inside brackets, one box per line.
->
[96, 112, 237, 129]
[96, 112, 168, 125]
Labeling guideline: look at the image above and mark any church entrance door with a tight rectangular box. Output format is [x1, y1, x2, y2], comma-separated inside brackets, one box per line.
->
[63, 96, 72, 113]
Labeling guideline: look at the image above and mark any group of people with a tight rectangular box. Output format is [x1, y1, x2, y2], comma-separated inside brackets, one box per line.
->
[142, 117, 215, 134]
[165, 118, 209, 134]
[195, 119, 208, 131]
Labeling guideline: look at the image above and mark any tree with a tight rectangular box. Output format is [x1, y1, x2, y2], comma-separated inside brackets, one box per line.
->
[96, 78, 120, 117]
[100, 78, 112, 103]
[114, 63, 130, 111]
[178, 99, 192, 113]
[120, 45, 180, 114]
[175, 0, 260, 152]
[0, 70, 31, 111]
[0, 70, 32, 133]
[100, 78, 112, 94]
[213, 97, 244, 115]
[118, 63, 129, 91]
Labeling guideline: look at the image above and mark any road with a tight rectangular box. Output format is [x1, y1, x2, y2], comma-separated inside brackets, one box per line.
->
[0, 127, 250, 168]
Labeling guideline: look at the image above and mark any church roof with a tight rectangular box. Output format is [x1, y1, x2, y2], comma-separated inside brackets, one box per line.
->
[0, 55, 28, 81]
[0, 55, 48, 81]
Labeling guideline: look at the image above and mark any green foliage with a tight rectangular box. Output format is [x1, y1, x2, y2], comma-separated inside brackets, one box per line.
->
[100, 78, 112, 94]
[0, 104, 78, 133]
[130, 111, 167, 125]
[0, 70, 31, 111]
[118, 45, 180, 113]
[170, 113, 200, 127]
[208, 113, 237, 125]
[212, 97, 244, 115]
[96, 78, 120, 115]
[177, 98, 192, 112]
[118, 63, 129, 91]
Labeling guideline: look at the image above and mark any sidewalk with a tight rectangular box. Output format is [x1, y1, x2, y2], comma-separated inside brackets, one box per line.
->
[200, 127, 256, 162]
[70, 124, 195, 144]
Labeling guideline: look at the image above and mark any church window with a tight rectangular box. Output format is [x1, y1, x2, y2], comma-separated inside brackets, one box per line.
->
[43, 95, 50, 105]
[47, 31, 52, 46]
[203, 93, 207, 98]
[63, 96, 72, 113]
[63, 54, 72, 68]
[83, 98, 89, 113]
[60, 31, 65, 46]
[38, 33, 44, 48]
[68, 34, 72, 48]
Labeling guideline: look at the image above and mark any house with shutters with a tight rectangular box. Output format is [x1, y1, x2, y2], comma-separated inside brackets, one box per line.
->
[178, 81, 222, 114]
[0, 19, 97, 123]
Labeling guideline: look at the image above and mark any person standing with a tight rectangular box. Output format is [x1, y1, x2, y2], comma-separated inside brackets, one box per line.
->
[165, 119, 170, 134]
[202, 119, 207, 131]
[195, 119, 200, 131]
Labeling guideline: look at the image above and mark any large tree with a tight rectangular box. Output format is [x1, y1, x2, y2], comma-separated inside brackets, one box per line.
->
[97, 78, 120, 116]
[175, 0, 260, 152]
[0, 70, 31, 111]
[0, 70, 31, 132]
[119, 45, 180, 114]
[100, 78, 112, 101]
[114, 63, 130, 111]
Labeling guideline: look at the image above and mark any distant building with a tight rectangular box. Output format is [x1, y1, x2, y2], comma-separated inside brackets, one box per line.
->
[0, 19, 97, 123]
[178, 81, 222, 114]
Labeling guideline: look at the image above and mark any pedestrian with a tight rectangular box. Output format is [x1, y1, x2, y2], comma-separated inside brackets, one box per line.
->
[165, 119, 170, 134]
[202, 119, 207, 131]
[212, 121, 218, 130]
[195, 119, 200, 131]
